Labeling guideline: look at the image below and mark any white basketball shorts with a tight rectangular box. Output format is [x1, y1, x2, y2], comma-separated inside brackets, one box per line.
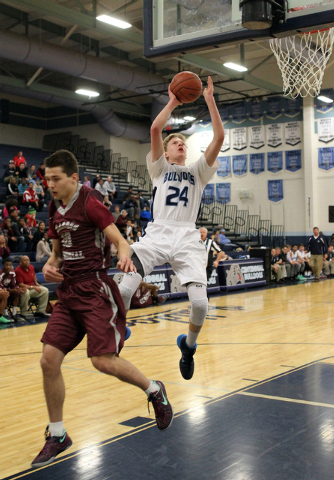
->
[131, 220, 207, 286]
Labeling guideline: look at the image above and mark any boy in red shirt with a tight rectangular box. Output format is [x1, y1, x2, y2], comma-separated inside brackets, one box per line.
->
[0, 258, 25, 322]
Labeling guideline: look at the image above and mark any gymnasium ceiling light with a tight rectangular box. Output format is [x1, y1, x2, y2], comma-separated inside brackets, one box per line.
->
[223, 62, 248, 72]
[317, 95, 333, 103]
[96, 15, 132, 29]
[184, 116, 196, 121]
[75, 89, 100, 97]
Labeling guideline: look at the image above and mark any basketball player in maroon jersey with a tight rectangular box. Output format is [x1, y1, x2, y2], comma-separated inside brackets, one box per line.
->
[31, 150, 173, 469]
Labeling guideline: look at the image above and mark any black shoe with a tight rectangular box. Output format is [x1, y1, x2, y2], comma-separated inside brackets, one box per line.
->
[177, 334, 197, 380]
[34, 312, 51, 318]
[13, 314, 26, 323]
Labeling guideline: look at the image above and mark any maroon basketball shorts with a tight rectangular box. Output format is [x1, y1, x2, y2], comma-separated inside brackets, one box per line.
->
[41, 272, 126, 357]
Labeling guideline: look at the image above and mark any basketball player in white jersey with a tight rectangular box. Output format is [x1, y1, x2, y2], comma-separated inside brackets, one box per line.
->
[119, 76, 224, 380]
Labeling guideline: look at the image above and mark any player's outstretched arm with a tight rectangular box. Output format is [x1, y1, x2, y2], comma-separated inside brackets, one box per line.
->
[42, 239, 64, 283]
[104, 224, 137, 273]
[203, 76, 225, 167]
[150, 85, 182, 162]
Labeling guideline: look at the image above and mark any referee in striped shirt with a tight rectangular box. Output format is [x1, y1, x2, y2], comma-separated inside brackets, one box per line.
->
[199, 227, 226, 280]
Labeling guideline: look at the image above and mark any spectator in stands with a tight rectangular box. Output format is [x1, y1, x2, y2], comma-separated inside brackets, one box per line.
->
[25, 207, 38, 234]
[18, 217, 34, 252]
[1, 217, 24, 252]
[285, 244, 299, 279]
[116, 210, 129, 229]
[323, 245, 334, 277]
[28, 165, 37, 184]
[271, 248, 285, 283]
[307, 227, 328, 281]
[0, 235, 11, 260]
[0, 284, 10, 324]
[18, 178, 28, 204]
[126, 219, 133, 242]
[124, 195, 138, 219]
[95, 178, 108, 197]
[276, 246, 292, 281]
[112, 205, 121, 222]
[23, 181, 39, 211]
[32, 221, 46, 250]
[33, 178, 45, 211]
[83, 175, 91, 187]
[15, 162, 29, 184]
[3, 199, 18, 220]
[329, 234, 334, 247]
[0, 258, 25, 322]
[13, 151, 26, 167]
[136, 190, 150, 212]
[103, 195, 112, 210]
[3, 160, 16, 184]
[36, 232, 52, 262]
[132, 213, 141, 231]
[218, 229, 231, 246]
[6, 177, 19, 200]
[36, 162, 49, 194]
[297, 244, 312, 278]
[92, 174, 101, 189]
[8, 208, 20, 225]
[140, 205, 152, 224]
[104, 176, 116, 199]
[15, 255, 50, 319]
[200, 227, 226, 281]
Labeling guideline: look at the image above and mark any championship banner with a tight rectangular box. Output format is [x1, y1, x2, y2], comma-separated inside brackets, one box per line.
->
[221, 128, 230, 152]
[318, 147, 334, 170]
[249, 99, 263, 121]
[232, 127, 247, 150]
[232, 102, 246, 123]
[318, 118, 334, 143]
[285, 121, 301, 146]
[249, 125, 265, 149]
[219, 106, 229, 123]
[267, 151, 283, 173]
[250, 153, 265, 175]
[202, 183, 215, 204]
[266, 96, 282, 120]
[233, 154, 247, 176]
[268, 179, 283, 202]
[199, 130, 213, 152]
[267, 123, 283, 148]
[285, 98, 301, 117]
[217, 156, 231, 178]
[286, 150, 302, 172]
[216, 183, 231, 204]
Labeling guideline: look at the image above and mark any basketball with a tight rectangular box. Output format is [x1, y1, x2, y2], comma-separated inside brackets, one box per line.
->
[170, 71, 202, 103]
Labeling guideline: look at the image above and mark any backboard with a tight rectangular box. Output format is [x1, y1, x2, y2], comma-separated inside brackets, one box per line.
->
[143, 0, 334, 58]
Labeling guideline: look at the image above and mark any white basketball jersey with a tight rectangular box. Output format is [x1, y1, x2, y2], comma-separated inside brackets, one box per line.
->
[147, 151, 218, 224]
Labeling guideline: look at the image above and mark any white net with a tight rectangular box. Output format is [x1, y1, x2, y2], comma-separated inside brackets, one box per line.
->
[269, 28, 334, 98]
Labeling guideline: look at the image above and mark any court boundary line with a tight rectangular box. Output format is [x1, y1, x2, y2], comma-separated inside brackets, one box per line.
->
[5, 354, 334, 480]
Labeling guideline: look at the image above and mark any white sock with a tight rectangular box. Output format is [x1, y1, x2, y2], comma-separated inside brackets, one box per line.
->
[145, 380, 160, 397]
[186, 331, 198, 348]
[4, 309, 8, 316]
[49, 421, 64, 437]
[13, 306, 17, 315]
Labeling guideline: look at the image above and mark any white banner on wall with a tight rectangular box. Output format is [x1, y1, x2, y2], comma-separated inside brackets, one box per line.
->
[267, 123, 283, 148]
[221, 129, 230, 152]
[199, 131, 213, 152]
[232, 127, 247, 150]
[318, 118, 334, 143]
[285, 121, 301, 146]
[249, 125, 265, 149]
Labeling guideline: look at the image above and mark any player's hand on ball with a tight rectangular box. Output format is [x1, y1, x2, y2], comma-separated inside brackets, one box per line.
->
[203, 76, 214, 101]
[168, 84, 183, 106]
[43, 265, 64, 283]
[117, 256, 137, 274]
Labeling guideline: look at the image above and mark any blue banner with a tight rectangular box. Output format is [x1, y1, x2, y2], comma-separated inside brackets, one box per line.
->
[233, 155, 247, 176]
[267, 151, 283, 173]
[286, 150, 302, 172]
[219, 106, 229, 123]
[232, 102, 246, 123]
[202, 183, 215, 204]
[216, 183, 231, 204]
[217, 156, 231, 177]
[318, 147, 334, 170]
[316, 89, 333, 113]
[249, 99, 263, 121]
[250, 153, 265, 175]
[268, 179, 283, 202]
[266, 96, 282, 119]
[285, 98, 301, 117]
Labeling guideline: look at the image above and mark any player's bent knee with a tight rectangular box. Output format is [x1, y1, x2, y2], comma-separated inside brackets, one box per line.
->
[91, 354, 117, 375]
[187, 283, 208, 327]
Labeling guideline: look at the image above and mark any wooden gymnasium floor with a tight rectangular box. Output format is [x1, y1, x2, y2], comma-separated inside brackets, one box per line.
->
[2, 279, 334, 480]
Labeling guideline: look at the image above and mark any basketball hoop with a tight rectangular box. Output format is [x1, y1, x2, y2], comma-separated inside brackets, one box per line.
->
[269, 27, 334, 98]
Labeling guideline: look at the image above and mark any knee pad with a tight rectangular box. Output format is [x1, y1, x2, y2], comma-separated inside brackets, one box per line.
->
[187, 283, 208, 327]
[118, 271, 142, 311]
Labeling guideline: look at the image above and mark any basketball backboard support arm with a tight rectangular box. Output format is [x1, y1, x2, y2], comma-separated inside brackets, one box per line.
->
[143, 0, 334, 58]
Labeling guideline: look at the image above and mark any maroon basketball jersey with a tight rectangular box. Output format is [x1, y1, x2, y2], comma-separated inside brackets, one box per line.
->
[130, 287, 153, 308]
[48, 185, 115, 278]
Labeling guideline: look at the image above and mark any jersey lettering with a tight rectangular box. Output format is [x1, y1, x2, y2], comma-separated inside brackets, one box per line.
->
[163, 171, 195, 185]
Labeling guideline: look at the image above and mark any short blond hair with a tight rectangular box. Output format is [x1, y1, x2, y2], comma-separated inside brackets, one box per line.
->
[163, 133, 187, 152]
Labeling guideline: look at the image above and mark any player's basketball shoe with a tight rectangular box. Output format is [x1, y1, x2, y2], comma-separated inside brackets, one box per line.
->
[31, 425, 72, 468]
[148, 381, 173, 430]
[177, 334, 197, 380]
